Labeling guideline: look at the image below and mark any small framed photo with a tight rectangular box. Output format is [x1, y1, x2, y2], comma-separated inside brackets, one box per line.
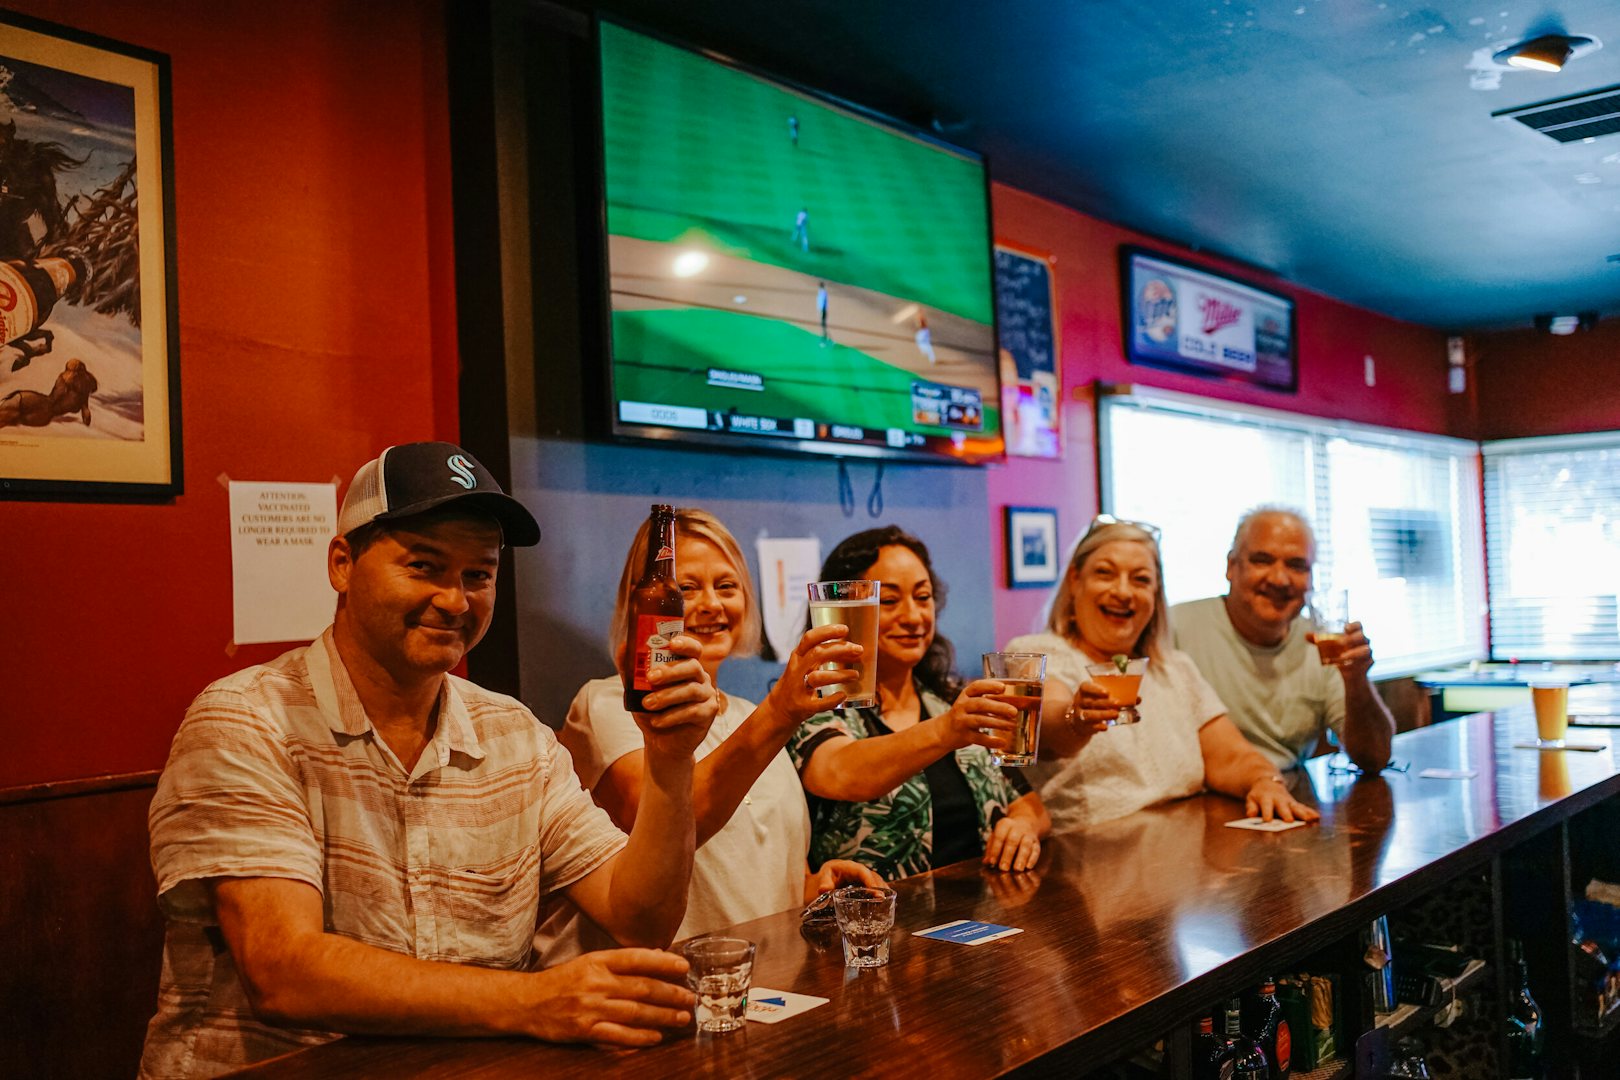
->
[1004, 506, 1059, 589]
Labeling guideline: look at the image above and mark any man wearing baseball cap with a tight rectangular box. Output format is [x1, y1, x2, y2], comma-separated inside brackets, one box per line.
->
[141, 442, 717, 1077]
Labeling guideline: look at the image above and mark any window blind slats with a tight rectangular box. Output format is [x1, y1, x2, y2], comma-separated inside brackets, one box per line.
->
[1102, 395, 1486, 679]
[1484, 435, 1620, 660]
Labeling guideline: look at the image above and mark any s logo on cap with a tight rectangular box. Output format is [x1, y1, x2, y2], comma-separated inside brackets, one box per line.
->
[447, 454, 478, 490]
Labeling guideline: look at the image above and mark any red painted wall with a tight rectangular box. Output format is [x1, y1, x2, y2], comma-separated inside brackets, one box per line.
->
[1, 0, 458, 787]
[985, 185, 1457, 642]
[1473, 318, 1620, 441]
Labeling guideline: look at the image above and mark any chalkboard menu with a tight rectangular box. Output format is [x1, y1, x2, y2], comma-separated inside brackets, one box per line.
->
[994, 245, 1061, 459]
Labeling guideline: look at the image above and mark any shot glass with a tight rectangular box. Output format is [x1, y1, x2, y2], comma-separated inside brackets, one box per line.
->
[833, 884, 896, 969]
[1085, 657, 1148, 725]
[1309, 589, 1351, 666]
[981, 652, 1045, 767]
[680, 936, 756, 1033]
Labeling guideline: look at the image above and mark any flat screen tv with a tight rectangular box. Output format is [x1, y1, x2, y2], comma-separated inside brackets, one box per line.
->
[598, 20, 1002, 463]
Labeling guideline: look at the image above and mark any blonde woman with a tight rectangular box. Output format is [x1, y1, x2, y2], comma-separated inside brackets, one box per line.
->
[555, 508, 880, 946]
[1005, 518, 1319, 831]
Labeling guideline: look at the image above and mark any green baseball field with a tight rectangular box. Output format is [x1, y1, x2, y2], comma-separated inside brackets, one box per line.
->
[601, 21, 999, 444]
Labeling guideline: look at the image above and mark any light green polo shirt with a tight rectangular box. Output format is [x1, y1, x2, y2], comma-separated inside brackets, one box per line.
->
[1170, 596, 1345, 769]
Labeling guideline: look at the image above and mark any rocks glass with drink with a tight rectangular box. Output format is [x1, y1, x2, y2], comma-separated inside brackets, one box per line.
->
[1309, 589, 1351, 666]
[807, 579, 879, 708]
[981, 651, 1045, 766]
[1086, 656, 1148, 725]
[1527, 676, 1571, 749]
[680, 936, 756, 1033]
[833, 884, 897, 968]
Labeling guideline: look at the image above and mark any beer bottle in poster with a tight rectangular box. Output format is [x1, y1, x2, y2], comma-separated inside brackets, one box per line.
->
[0, 256, 81, 348]
[624, 504, 684, 712]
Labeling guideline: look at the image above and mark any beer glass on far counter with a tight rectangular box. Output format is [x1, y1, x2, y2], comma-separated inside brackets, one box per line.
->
[807, 579, 879, 708]
[981, 652, 1045, 766]
[1528, 676, 1570, 748]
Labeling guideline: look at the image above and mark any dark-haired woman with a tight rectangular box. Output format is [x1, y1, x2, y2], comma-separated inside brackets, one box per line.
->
[788, 526, 1053, 879]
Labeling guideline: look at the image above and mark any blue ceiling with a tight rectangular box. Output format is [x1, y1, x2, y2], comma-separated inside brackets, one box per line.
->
[592, 0, 1620, 330]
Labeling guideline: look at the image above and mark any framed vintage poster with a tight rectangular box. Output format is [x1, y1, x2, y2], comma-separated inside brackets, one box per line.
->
[1004, 505, 1059, 589]
[1120, 246, 1296, 393]
[0, 11, 179, 498]
[994, 243, 1061, 458]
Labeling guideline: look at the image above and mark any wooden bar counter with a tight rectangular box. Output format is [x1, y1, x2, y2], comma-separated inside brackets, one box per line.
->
[231, 707, 1620, 1078]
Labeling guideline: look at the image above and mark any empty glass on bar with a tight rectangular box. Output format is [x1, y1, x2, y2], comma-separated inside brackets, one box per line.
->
[833, 885, 896, 968]
[981, 651, 1045, 766]
[680, 936, 756, 1033]
[806, 579, 880, 708]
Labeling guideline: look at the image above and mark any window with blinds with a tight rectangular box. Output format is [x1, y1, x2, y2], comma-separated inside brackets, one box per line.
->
[1483, 433, 1620, 660]
[1099, 388, 1487, 678]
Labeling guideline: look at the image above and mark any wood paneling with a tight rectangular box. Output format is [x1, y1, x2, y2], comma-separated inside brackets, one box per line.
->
[0, 775, 163, 1080]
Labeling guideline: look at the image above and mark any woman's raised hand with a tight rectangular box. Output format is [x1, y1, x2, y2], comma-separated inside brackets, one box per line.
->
[768, 622, 865, 725]
[933, 678, 1020, 753]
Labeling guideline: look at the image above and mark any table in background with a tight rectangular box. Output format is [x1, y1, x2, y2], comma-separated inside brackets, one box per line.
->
[230, 709, 1620, 1078]
[1413, 661, 1620, 723]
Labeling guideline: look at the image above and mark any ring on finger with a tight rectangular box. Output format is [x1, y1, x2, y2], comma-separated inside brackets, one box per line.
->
[802, 673, 813, 691]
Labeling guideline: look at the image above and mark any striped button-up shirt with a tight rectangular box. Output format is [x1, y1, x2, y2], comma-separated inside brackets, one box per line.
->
[139, 629, 625, 1078]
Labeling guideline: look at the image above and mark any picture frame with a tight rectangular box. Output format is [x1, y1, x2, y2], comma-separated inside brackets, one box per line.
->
[1004, 505, 1059, 589]
[0, 11, 180, 499]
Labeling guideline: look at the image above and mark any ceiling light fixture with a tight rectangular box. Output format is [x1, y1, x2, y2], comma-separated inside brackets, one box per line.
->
[1495, 34, 1596, 72]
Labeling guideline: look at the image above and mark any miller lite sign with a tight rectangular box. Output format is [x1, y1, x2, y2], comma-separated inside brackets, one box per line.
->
[1124, 248, 1295, 391]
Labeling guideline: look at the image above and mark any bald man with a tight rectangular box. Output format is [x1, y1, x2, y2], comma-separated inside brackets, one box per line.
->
[1172, 507, 1394, 773]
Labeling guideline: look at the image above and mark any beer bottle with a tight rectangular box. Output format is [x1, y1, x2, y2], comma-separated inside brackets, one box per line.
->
[624, 504, 684, 712]
[1243, 979, 1291, 1079]
[1193, 1015, 1235, 1080]
[1225, 998, 1269, 1080]
[0, 256, 81, 348]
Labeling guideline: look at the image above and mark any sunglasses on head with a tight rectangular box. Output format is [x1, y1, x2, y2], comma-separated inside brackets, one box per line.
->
[1084, 514, 1163, 542]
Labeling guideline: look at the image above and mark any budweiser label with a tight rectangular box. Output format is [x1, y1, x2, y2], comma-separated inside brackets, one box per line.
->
[631, 615, 684, 691]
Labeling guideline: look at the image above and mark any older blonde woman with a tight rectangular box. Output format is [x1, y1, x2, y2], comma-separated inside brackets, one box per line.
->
[555, 508, 879, 946]
[1005, 518, 1318, 831]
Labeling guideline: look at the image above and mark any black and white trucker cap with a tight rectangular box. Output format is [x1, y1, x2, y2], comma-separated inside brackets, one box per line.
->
[336, 442, 541, 547]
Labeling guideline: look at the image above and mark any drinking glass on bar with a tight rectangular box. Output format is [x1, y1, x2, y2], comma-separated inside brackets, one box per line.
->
[1528, 677, 1570, 749]
[806, 579, 880, 708]
[680, 936, 756, 1033]
[981, 651, 1045, 766]
[833, 885, 896, 968]
[1309, 588, 1351, 666]
[1085, 657, 1148, 725]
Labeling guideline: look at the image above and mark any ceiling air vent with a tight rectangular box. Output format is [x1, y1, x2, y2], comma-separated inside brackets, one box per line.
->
[1494, 84, 1620, 142]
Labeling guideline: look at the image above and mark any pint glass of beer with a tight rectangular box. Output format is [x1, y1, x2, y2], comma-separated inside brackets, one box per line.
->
[981, 652, 1045, 767]
[1527, 677, 1570, 748]
[807, 579, 879, 708]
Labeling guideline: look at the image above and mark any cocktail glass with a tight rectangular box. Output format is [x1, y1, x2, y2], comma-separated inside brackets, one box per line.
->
[1085, 657, 1148, 725]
